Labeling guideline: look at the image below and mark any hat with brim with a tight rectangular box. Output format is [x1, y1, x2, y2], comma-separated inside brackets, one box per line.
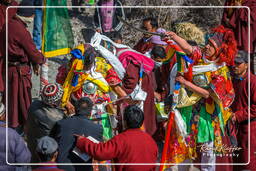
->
[150, 28, 167, 45]
[235, 50, 248, 63]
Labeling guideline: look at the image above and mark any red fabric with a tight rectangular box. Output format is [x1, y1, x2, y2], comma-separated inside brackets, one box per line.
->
[223, 0, 256, 53]
[211, 25, 237, 66]
[33, 163, 64, 171]
[76, 129, 158, 171]
[233, 121, 256, 171]
[0, 1, 18, 33]
[121, 62, 157, 135]
[231, 72, 256, 123]
[231, 72, 256, 170]
[133, 38, 154, 54]
[118, 50, 155, 75]
[56, 64, 69, 85]
[0, 1, 18, 92]
[0, 16, 45, 128]
[105, 67, 121, 86]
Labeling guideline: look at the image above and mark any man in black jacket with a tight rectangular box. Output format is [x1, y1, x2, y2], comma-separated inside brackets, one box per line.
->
[25, 83, 65, 163]
[51, 97, 103, 171]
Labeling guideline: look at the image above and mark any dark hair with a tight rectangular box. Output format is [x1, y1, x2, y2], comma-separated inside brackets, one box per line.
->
[123, 105, 144, 129]
[109, 31, 123, 42]
[83, 46, 96, 67]
[75, 97, 94, 116]
[187, 40, 198, 46]
[151, 46, 166, 59]
[37, 151, 56, 162]
[143, 17, 158, 28]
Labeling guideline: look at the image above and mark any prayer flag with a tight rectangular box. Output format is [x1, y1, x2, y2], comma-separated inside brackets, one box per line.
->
[42, 0, 74, 57]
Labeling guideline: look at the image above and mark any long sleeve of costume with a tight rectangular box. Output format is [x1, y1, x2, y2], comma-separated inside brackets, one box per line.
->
[121, 62, 139, 94]
[76, 135, 121, 161]
[15, 20, 45, 65]
[233, 73, 256, 123]
[12, 129, 31, 163]
[235, 100, 256, 123]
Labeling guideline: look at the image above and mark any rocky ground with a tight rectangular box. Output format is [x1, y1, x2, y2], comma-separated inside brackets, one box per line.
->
[31, 1, 249, 99]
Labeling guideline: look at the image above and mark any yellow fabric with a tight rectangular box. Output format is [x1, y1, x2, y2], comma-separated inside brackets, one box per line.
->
[206, 101, 215, 114]
[61, 56, 111, 107]
[62, 58, 86, 107]
[74, 44, 85, 55]
[177, 87, 201, 108]
[43, 48, 72, 58]
[220, 103, 232, 125]
[95, 57, 112, 77]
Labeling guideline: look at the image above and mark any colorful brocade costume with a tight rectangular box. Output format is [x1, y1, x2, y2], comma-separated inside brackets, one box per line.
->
[164, 46, 235, 164]
[58, 44, 121, 140]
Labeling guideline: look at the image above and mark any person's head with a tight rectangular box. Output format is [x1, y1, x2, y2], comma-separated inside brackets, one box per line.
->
[203, 25, 237, 65]
[232, 50, 249, 77]
[123, 105, 144, 129]
[110, 31, 123, 44]
[203, 38, 219, 59]
[0, 103, 6, 121]
[36, 136, 58, 162]
[17, 0, 35, 18]
[75, 97, 94, 117]
[41, 83, 64, 107]
[151, 46, 166, 62]
[142, 17, 158, 36]
[83, 45, 96, 71]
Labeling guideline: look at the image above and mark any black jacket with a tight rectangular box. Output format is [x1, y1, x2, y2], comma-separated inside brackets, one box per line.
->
[51, 114, 103, 171]
[94, 0, 125, 33]
[26, 100, 65, 163]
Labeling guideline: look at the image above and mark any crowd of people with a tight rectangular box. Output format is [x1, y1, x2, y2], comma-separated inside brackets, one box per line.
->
[0, 0, 256, 171]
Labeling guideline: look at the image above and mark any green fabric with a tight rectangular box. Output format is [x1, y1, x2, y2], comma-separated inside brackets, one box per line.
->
[176, 53, 182, 72]
[88, 0, 95, 5]
[180, 106, 193, 134]
[197, 105, 214, 143]
[101, 113, 113, 140]
[43, 0, 74, 57]
[216, 104, 225, 135]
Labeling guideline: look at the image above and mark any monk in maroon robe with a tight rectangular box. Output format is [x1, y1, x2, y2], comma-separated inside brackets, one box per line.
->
[222, 0, 256, 53]
[121, 61, 157, 136]
[0, 0, 18, 93]
[0, 7, 45, 129]
[231, 51, 256, 171]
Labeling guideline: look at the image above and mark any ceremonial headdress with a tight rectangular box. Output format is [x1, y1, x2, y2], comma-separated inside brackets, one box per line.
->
[41, 83, 64, 106]
[207, 25, 237, 66]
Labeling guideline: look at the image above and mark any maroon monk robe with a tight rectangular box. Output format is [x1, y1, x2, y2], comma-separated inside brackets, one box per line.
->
[222, 0, 256, 53]
[133, 38, 154, 54]
[231, 72, 256, 171]
[121, 61, 157, 136]
[76, 128, 158, 171]
[0, 1, 18, 92]
[0, 15, 45, 128]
